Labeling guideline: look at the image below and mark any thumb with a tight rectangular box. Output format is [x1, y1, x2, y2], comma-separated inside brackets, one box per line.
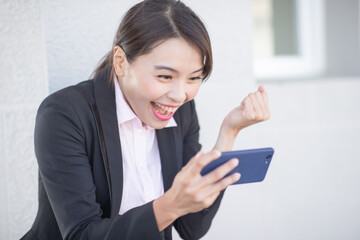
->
[258, 85, 265, 93]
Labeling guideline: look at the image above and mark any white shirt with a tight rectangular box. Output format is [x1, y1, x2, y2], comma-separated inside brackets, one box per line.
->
[114, 79, 177, 215]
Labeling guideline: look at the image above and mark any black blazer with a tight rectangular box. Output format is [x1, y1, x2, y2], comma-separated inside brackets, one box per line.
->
[21, 68, 224, 240]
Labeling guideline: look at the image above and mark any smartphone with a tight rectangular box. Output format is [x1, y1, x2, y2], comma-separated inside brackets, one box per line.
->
[200, 147, 274, 184]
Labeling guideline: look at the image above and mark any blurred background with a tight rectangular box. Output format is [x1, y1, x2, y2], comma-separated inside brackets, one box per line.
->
[1, 0, 359, 239]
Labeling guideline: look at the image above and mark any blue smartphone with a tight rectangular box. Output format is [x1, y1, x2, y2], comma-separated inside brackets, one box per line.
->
[200, 147, 274, 184]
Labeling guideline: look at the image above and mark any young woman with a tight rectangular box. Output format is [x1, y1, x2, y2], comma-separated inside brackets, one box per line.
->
[22, 0, 270, 239]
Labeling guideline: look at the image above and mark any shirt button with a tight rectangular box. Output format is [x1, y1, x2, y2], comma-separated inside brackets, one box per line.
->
[137, 129, 143, 134]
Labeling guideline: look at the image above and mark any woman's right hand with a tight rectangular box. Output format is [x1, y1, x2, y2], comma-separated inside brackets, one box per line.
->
[153, 150, 240, 231]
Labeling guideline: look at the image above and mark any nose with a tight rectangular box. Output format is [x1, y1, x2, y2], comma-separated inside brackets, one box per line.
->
[167, 80, 187, 104]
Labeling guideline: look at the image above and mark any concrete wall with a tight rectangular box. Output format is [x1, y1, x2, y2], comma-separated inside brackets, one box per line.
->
[1, 0, 359, 239]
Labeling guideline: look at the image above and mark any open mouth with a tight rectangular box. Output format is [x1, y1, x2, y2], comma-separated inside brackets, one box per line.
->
[151, 102, 179, 121]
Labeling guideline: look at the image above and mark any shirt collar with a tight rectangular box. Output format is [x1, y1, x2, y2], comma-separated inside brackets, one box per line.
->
[114, 77, 177, 128]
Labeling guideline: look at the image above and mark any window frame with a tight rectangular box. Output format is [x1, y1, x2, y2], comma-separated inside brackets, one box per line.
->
[254, 0, 325, 81]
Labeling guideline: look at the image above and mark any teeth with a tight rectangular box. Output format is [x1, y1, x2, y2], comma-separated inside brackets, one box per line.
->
[155, 102, 177, 114]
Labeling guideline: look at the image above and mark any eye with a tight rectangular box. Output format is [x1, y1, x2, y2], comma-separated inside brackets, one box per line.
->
[158, 75, 173, 80]
[189, 76, 202, 81]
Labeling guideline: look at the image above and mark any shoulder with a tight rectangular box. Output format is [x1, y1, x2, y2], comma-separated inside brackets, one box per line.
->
[40, 80, 94, 108]
[38, 79, 95, 116]
[36, 79, 96, 134]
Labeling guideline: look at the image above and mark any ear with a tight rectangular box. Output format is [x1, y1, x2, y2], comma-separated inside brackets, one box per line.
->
[113, 46, 127, 78]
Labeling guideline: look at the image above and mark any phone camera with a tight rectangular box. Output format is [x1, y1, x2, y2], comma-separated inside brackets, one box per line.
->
[266, 154, 272, 159]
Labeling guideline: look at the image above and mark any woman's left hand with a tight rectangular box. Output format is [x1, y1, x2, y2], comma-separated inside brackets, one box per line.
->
[224, 85, 271, 134]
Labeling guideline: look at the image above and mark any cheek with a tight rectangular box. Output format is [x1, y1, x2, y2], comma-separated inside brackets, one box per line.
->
[138, 80, 167, 100]
[186, 83, 201, 100]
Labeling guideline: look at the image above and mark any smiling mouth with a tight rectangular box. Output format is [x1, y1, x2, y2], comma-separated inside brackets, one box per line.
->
[151, 102, 179, 121]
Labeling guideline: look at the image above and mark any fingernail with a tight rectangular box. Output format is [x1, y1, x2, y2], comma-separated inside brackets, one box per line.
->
[235, 173, 241, 180]
[231, 158, 239, 166]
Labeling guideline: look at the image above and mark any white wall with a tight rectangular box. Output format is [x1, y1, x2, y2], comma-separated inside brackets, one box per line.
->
[1, 0, 360, 239]
[41, 0, 140, 93]
[0, 0, 48, 239]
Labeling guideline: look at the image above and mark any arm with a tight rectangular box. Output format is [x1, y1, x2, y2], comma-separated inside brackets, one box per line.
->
[35, 94, 162, 240]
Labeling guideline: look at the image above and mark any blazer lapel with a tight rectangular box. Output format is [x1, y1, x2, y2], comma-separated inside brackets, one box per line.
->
[156, 125, 182, 192]
[93, 68, 124, 217]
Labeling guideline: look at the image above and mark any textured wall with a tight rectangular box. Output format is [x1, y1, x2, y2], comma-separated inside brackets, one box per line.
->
[42, 0, 140, 93]
[0, 0, 48, 239]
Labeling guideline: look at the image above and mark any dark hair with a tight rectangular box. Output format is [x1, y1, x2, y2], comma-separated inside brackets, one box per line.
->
[92, 0, 212, 82]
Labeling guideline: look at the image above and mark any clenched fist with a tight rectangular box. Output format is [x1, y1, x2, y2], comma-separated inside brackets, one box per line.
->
[223, 85, 270, 133]
[213, 85, 271, 152]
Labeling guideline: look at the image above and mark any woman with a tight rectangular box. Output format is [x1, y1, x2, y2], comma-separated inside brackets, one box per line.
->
[22, 0, 270, 239]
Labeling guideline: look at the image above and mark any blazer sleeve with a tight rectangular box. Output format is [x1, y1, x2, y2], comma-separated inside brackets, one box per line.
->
[35, 94, 162, 240]
[173, 100, 225, 240]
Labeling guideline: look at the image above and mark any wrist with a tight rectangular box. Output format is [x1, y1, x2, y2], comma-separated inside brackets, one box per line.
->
[153, 190, 182, 231]
[220, 121, 241, 138]
[213, 122, 241, 152]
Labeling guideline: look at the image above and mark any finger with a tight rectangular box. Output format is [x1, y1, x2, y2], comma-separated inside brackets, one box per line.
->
[243, 96, 254, 116]
[255, 91, 267, 116]
[260, 89, 270, 118]
[249, 93, 262, 119]
[205, 172, 241, 196]
[239, 100, 245, 111]
[200, 158, 239, 187]
[185, 150, 221, 177]
[195, 189, 222, 209]
[255, 85, 270, 119]
[258, 85, 265, 93]
[260, 87, 269, 107]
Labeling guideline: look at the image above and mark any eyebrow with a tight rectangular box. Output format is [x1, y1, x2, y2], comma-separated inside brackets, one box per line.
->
[154, 65, 203, 74]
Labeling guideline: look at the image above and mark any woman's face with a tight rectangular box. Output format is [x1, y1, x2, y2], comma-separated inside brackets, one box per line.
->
[116, 38, 203, 129]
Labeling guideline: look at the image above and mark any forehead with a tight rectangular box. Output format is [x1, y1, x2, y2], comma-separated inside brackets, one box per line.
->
[133, 38, 203, 72]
